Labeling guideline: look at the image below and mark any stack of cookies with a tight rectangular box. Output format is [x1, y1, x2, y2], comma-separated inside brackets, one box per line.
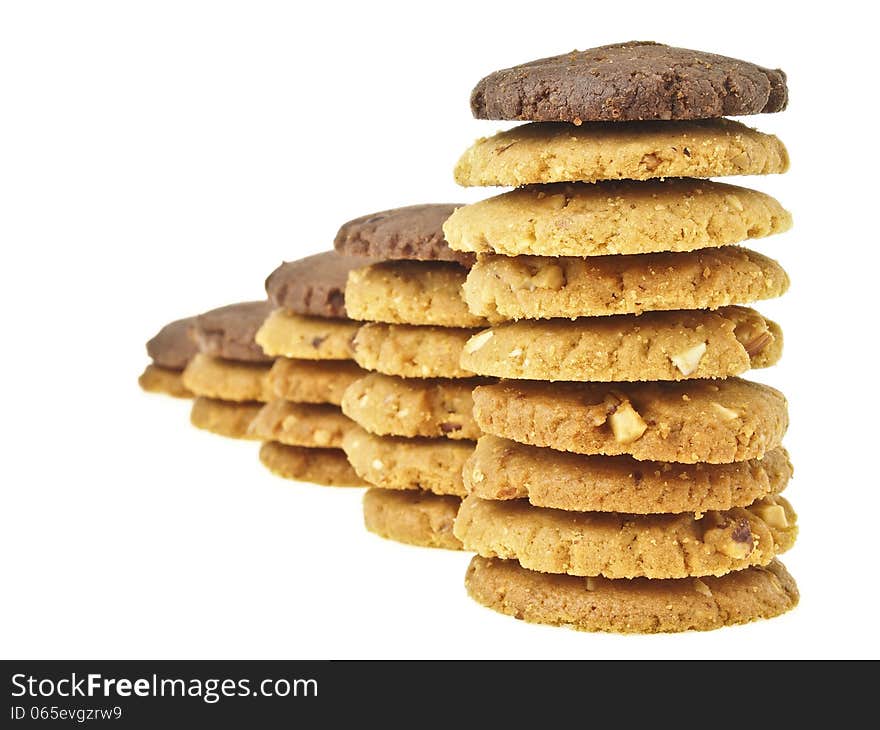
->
[252, 252, 368, 487]
[443, 42, 800, 632]
[181, 301, 274, 439]
[139, 315, 198, 399]
[335, 206, 487, 550]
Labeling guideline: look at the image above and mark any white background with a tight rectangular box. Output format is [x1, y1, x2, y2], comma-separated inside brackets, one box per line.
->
[1, 0, 876, 660]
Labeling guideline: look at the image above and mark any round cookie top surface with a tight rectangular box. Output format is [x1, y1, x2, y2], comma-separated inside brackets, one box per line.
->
[334, 204, 475, 267]
[265, 251, 366, 319]
[146, 316, 198, 370]
[470, 41, 788, 123]
[193, 300, 273, 363]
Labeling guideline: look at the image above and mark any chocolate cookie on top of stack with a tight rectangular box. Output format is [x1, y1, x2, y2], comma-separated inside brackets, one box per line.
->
[139, 315, 198, 398]
[181, 301, 274, 439]
[253, 252, 367, 487]
[444, 42, 799, 633]
[335, 205, 488, 550]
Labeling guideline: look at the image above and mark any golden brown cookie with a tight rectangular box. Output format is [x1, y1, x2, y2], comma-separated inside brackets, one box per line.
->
[190, 397, 263, 440]
[352, 323, 478, 379]
[341, 373, 482, 441]
[138, 364, 193, 398]
[342, 426, 473, 496]
[248, 400, 354, 448]
[442, 180, 791, 258]
[259, 441, 366, 487]
[454, 119, 789, 187]
[345, 261, 487, 327]
[473, 378, 787, 464]
[363, 488, 463, 550]
[454, 494, 796, 579]
[182, 353, 273, 402]
[465, 435, 791, 514]
[461, 306, 782, 382]
[465, 556, 798, 634]
[463, 247, 789, 321]
[267, 358, 364, 405]
[256, 309, 358, 360]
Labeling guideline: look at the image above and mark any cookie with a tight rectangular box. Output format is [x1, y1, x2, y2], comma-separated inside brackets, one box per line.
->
[265, 251, 369, 319]
[342, 426, 473, 496]
[362, 488, 463, 550]
[256, 309, 358, 360]
[193, 301, 273, 363]
[248, 399, 354, 448]
[465, 556, 798, 634]
[267, 358, 364, 405]
[341, 373, 482, 441]
[345, 261, 487, 328]
[334, 204, 475, 267]
[442, 180, 791, 258]
[190, 397, 263, 440]
[461, 306, 782, 382]
[455, 119, 789, 187]
[145, 316, 198, 370]
[455, 494, 796, 579]
[182, 353, 273, 402]
[138, 364, 192, 398]
[259, 441, 366, 487]
[470, 41, 788, 123]
[463, 247, 789, 321]
[473, 378, 787, 464]
[352, 323, 478, 379]
[465, 435, 792, 514]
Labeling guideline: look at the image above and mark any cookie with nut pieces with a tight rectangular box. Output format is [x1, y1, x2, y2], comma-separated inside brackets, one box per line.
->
[247, 400, 355, 449]
[465, 556, 799, 634]
[455, 494, 797, 580]
[463, 247, 789, 321]
[443, 179, 791, 258]
[259, 441, 366, 487]
[464, 435, 792, 514]
[472, 378, 787, 464]
[341, 373, 483, 441]
[345, 260, 487, 328]
[343, 426, 472, 497]
[363, 488, 463, 550]
[455, 119, 788, 187]
[461, 306, 781, 382]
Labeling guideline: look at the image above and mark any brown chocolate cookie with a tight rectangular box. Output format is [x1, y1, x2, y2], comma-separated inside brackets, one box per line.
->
[334, 204, 475, 267]
[471, 41, 787, 123]
[145, 316, 198, 370]
[193, 301, 273, 363]
[265, 251, 367, 319]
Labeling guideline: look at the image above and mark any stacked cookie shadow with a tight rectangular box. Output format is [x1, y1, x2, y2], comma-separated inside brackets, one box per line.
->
[334, 207, 490, 549]
[442, 42, 800, 632]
